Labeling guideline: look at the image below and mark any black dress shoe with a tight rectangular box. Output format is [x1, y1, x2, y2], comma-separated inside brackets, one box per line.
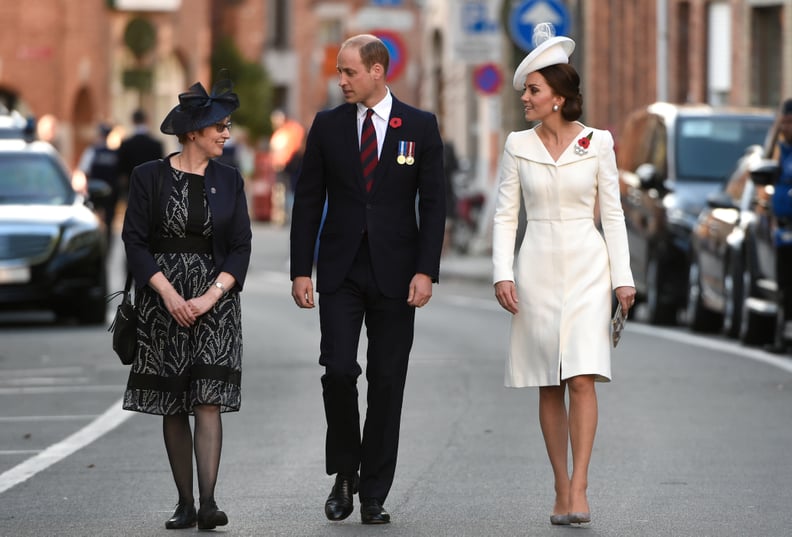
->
[197, 498, 228, 530]
[325, 473, 359, 521]
[165, 501, 197, 529]
[360, 498, 390, 524]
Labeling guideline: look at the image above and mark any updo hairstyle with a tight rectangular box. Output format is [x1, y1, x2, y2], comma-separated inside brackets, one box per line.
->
[538, 63, 583, 122]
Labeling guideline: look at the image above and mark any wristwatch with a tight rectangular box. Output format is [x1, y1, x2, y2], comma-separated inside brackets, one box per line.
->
[213, 281, 226, 293]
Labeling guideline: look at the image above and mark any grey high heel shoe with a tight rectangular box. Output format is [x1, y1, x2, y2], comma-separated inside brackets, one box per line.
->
[550, 514, 571, 525]
[568, 511, 591, 524]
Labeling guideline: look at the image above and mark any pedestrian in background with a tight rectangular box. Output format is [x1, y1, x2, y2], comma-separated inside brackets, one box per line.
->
[290, 34, 445, 525]
[118, 108, 164, 199]
[121, 78, 251, 530]
[269, 108, 305, 224]
[770, 98, 792, 350]
[492, 24, 635, 527]
[77, 122, 119, 244]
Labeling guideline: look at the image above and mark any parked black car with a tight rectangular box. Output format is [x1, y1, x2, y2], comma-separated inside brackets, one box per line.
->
[617, 102, 773, 324]
[0, 138, 109, 324]
[685, 144, 770, 341]
[687, 102, 792, 347]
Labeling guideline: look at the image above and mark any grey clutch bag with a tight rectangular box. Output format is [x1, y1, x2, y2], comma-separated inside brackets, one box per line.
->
[611, 302, 627, 348]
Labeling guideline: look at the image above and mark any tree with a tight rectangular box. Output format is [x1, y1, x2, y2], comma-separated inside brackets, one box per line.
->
[211, 36, 274, 143]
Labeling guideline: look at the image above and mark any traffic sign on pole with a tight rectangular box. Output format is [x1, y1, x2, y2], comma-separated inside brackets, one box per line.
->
[508, 0, 571, 52]
[473, 63, 503, 96]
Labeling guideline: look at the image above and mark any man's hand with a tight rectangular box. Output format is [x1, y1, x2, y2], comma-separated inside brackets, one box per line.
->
[292, 276, 315, 308]
[407, 273, 433, 308]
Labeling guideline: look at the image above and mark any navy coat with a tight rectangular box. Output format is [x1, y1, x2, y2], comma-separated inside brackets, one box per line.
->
[122, 158, 252, 292]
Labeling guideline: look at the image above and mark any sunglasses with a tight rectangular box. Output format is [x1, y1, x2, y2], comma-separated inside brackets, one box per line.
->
[212, 122, 232, 133]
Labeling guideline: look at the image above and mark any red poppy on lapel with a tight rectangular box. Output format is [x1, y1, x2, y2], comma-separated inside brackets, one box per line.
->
[389, 117, 402, 129]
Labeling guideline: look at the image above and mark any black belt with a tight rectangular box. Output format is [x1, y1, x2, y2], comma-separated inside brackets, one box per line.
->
[151, 236, 213, 254]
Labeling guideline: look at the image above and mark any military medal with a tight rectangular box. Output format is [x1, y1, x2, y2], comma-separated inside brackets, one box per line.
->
[397, 141, 407, 164]
[405, 141, 415, 165]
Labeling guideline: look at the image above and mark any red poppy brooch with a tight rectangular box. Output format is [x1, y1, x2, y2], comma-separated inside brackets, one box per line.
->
[574, 132, 593, 156]
[389, 117, 402, 129]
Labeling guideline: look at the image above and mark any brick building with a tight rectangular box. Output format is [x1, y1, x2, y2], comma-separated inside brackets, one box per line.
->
[0, 0, 265, 167]
[1, 0, 788, 183]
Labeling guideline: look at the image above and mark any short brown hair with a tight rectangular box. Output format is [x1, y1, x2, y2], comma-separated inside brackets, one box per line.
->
[538, 63, 583, 122]
[342, 34, 390, 76]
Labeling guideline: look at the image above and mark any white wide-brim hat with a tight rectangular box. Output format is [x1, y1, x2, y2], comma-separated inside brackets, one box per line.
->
[512, 35, 575, 90]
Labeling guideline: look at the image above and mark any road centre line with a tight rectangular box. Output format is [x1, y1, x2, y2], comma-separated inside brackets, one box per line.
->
[0, 415, 98, 422]
[0, 397, 131, 495]
[0, 385, 124, 395]
[1, 367, 84, 377]
[0, 377, 92, 386]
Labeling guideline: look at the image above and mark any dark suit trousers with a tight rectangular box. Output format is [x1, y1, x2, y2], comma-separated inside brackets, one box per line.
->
[318, 239, 415, 503]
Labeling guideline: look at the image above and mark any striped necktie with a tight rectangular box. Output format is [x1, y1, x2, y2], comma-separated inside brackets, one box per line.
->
[360, 108, 378, 192]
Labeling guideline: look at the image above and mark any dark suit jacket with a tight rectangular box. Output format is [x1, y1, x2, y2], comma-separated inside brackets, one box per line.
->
[290, 96, 445, 298]
[122, 158, 252, 292]
[118, 133, 164, 178]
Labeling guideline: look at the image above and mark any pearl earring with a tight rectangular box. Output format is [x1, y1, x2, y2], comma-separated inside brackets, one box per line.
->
[552, 104, 559, 112]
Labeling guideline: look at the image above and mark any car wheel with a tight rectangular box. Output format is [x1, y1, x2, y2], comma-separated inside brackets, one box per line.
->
[686, 259, 721, 332]
[738, 265, 774, 345]
[646, 256, 677, 325]
[722, 256, 743, 339]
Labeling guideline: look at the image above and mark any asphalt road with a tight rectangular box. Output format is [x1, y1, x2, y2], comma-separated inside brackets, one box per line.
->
[1, 223, 791, 537]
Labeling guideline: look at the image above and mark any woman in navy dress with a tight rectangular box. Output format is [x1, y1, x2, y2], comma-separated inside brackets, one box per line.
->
[121, 78, 251, 530]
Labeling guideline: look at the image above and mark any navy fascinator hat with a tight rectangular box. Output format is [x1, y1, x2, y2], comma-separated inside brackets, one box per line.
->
[160, 77, 239, 135]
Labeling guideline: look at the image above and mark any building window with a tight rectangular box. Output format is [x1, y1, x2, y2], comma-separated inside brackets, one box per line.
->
[674, 2, 690, 103]
[269, 0, 289, 49]
[707, 2, 731, 105]
[751, 6, 782, 107]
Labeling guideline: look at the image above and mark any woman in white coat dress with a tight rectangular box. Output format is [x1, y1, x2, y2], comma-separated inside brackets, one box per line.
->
[493, 25, 635, 527]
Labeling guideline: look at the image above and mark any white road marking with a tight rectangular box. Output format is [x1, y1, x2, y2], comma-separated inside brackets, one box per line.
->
[624, 322, 792, 373]
[0, 397, 132, 495]
[0, 415, 97, 422]
[0, 450, 41, 456]
[0, 385, 123, 395]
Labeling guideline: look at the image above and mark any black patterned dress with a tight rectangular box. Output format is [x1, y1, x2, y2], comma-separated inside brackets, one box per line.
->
[123, 167, 242, 415]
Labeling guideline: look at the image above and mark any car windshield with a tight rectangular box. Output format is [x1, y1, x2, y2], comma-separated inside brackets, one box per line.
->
[0, 153, 74, 205]
[675, 116, 773, 182]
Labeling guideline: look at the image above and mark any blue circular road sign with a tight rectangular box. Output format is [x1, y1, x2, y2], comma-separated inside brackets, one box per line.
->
[508, 0, 571, 52]
[473, 63, 503, 95]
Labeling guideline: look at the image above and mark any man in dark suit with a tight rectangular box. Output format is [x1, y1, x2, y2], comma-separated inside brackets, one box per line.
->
[118, 108, 164, 198]
[290, 34, 445, 525]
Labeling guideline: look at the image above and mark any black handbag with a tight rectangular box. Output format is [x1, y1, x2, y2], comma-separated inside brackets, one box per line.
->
[106, 161, 163, 365]
[107, 273, 136, 365]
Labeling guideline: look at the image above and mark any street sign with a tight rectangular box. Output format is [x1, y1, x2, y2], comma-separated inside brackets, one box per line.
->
[371, 29, 407, 81]
[473, 63, 503, 96]
[450, 0, 501, 64]
[508, 0, 571, 52]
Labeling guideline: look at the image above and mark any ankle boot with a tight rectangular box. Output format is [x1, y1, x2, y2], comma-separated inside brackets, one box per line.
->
[165, 500, 197, 529]
[197, 498, 228, 530]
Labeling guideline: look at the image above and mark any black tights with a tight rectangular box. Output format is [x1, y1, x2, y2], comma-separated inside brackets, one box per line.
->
[163, 405, 223, 506]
